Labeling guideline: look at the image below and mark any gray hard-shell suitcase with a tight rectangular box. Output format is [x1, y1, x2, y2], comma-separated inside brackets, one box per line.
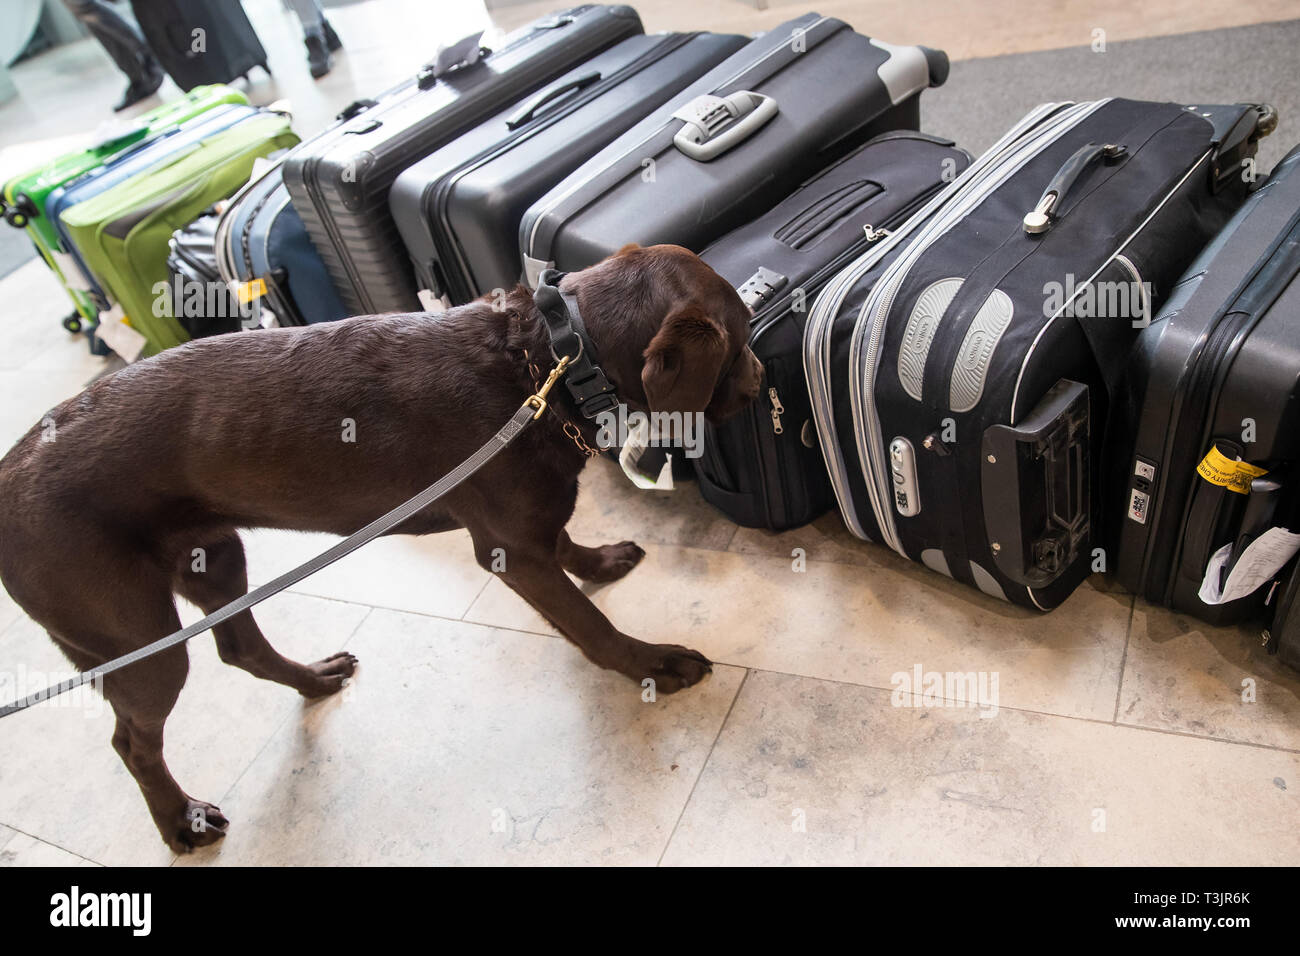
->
[519, 13, 949, 284]
[1111, 139, 1300, 630]
[390, 30, 748, 308]
[802, 98, 1271, 611]
[283, 5, 643, 316]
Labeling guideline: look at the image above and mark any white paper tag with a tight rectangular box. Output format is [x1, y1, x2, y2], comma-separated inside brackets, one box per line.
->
[417, 288, 449, 313]
[94, 306, 147, 363]
[1198, 527, 1300, 606]
[618, 417, 674, 491]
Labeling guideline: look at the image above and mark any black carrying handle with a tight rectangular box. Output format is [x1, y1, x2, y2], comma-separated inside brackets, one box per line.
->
[506, 71, 601, 130]
[1023, 142, 1127, 234]
[982, 380, 1091, 588]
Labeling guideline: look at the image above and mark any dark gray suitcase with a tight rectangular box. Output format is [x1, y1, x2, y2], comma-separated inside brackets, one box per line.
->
[390, 30, 746, 308]
[695, 131, 972, 530]
[802, 98, 1271, 611]
[1112, 140, 1300, 628]
[283, 5, 643, 316]
[519, 13, 949, 284]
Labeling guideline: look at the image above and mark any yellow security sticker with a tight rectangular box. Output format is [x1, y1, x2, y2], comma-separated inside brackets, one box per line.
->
[1196, 445, 1267, 495]
[234, 278, 267, 304]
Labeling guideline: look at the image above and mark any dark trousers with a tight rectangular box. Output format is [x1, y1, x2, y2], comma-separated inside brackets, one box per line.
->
[63, 0, 157, 87]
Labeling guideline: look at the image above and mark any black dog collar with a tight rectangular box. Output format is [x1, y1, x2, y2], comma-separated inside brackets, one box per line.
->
[533, 269, 620, 420]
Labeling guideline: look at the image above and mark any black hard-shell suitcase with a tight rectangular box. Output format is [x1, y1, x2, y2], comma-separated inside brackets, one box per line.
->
[283, 5, 643, 317]
[390, 31, 747, 308]
[802, 98, 1271, 611]
[1112, 140, 1300, 628]
[1271, 556, 1300, 671]
[695, 131, 972, 530]
[131, 0, 268, 91]
[519, 13, 949, 284]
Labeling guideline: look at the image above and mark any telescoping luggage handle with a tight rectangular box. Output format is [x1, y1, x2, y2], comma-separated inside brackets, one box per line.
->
[672, 91, 778, 162]
[981, 379, 1091, 588]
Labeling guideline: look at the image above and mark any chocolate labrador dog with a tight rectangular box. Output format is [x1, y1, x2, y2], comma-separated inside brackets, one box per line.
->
[0, 244, 762, 852]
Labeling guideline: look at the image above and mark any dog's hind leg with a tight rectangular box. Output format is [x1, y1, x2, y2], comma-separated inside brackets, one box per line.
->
[174, 532, 356, 697]
[48, 597, 228, 854]
[556, 530, 645, 584]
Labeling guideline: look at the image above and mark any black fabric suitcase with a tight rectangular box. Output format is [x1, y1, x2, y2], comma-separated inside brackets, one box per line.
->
[695, 131, 972, 530]
[390, 31, 746, 308]
[166, 209, 244, 338]
[802, 98, 1271, 610]
[130, 0, 269, 91]
[519, 13, 949, 284]
[283, 5, 643, 317]
[1111, 140, 1299, 627]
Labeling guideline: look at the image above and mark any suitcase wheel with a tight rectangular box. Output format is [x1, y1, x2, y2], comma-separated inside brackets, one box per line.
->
[61, 313, 82, 334]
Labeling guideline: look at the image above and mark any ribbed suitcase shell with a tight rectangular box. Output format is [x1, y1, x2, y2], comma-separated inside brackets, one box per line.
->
[696, 131, 971, 530]
[519, 13, 948, 282]
[1112, 144, 1300, 624]
[390, 30, 746, 306]
[803, 99, 1265, 611]
[283, 4, 643, 316]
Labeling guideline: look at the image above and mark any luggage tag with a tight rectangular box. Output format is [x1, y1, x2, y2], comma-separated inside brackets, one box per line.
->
[618, 416, 674, 491]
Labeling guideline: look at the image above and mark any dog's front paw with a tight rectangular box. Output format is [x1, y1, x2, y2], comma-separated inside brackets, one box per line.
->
[163, 799, 229, 854]
[300, 651, 358, 698]
[637, 644, 712, 694]
[584, 540, 646, 583]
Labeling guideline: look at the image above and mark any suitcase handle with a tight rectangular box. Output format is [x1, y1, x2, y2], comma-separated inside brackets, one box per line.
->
[981, 380, 1091, 588]
[505, 71, 602, 130]
[672, 91, 779, 162]
[1023, 142, 1127, 234]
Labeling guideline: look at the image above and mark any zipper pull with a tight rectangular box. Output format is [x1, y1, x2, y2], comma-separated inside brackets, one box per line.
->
[863, 224, 893, 242]
[768, 386, 784, 435]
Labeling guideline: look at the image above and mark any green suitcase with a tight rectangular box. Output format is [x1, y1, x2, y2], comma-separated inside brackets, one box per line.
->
[60, 111, 298, 358]
[1, 85, 248, 331]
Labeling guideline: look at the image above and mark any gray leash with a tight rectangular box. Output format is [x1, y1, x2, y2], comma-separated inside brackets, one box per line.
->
[0, 361, 570, 720]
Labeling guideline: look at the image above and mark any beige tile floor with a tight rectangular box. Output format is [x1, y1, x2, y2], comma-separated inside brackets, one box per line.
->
[0, 1, 1297, 866]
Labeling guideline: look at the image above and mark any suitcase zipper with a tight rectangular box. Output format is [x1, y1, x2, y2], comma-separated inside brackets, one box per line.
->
[748, 179, 942, 347]
[768, 387, 784, 434]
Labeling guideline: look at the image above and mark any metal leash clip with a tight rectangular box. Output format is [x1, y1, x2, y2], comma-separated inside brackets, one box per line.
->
[526, 355, 571, 420]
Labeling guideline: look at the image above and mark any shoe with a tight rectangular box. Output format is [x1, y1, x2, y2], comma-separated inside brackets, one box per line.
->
[305, 31, 332, 79]
[322, 18, 343, 52]
[113, 61, 165, 112]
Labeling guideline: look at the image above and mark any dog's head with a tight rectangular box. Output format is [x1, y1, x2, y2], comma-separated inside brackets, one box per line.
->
[564, 244, 763, 426]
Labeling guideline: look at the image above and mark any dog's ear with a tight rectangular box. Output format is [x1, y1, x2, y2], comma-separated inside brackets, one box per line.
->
[641, 304, 729, 414]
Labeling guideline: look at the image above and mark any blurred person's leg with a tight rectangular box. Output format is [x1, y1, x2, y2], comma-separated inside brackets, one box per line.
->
[63, 0, 164, 110]
[285, 0, 341, 78]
